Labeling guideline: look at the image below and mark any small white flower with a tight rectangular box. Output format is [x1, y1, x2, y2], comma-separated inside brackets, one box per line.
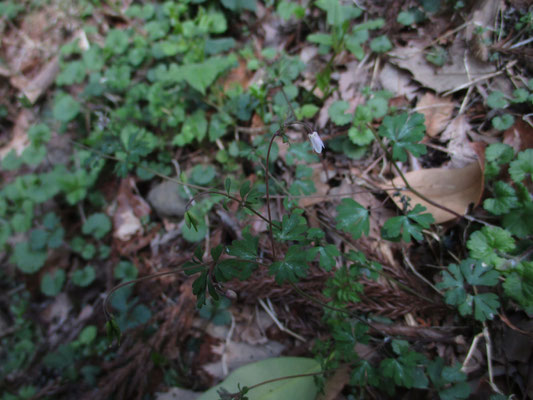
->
[308, 131, 325, 154]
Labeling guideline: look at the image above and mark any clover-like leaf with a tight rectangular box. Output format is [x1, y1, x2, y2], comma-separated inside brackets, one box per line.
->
[82, 213, 112, 239]
[335, 199, 370, 239]
[274, 213, 307, 242]
[467, 226, 515, 267]
[483, 181, 518, 215]
[379, 112, 427, 162]
[509, 149, 533, 183]
[381, 204, 434, 242]
[269, 245, 312, 284]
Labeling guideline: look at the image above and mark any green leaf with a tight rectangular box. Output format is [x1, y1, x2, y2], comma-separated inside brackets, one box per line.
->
[205, 37, 236, 55]
[512, 88, 529, 103]
[53, 94, 80, 123]
[486, 91, 508, 109]
[467, 226, 515, 267]
[173, 109, 208, 146]
[380, 358, 414, 388]
[72, 265, 96, 287]
[348, 125, 374, 146]
[379, 112, 427, 162]
[492, 114, 514, 131]
[439, 382, 471, 400]
[182, 216, 207, 242]
[105, 318, 121, 345]
[277, 1, 305, 20]
[397, 10, 416, 25]
[191, 164, 216, 185]
[57, 61, 86, 86]
[426, 45, 448, 66]
[381, 204, 434, 242]
[220, 0, 256, 12]
[473, 292, 499, 321]
[269, 246, 312, 284]
[350, 360, 379, 386]
[83, 45, 105, 71]
[198, 357, 320, 400]
[286, 142, 319, 165]
[436, 263, 467, 306]
[485, 143, 514, 164]
[317, 245, 340, 271]
[483, 181, 518, 215]
[227, 233, 258, 260]
[315, 0, 362, 26]
[335, 199, 370, 239]
[503, 264, 533, 313]
[509, 149, 533, 183]
[40, 269, 66, 296]
[307, 33, 333, 46]
[82, 213, 111, 239]
[27, 123, 51, 146]
[328, 100, 353, 126]
[459, 259, 499, 286]
[503, 201, 533, 238]
[370, 35, 392, 53]
[274, 213, 308, 242]
[114, 261, 138, 281]
[174, 56, 235, 95]
[11, 242, 47, 274]
[78, 325, 97, 345]
[105, 29, 129, 54]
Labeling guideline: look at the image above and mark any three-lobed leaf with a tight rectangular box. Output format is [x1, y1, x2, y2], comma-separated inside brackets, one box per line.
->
[379, 112, 427, 162]
[335, 199, 370, 239]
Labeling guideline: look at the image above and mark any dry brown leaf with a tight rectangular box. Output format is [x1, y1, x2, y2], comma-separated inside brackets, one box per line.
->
[112, 178, 151, 241]
[504, 119, 533, 152]
[416, 93, 454, 137]
[12, 57, 60, 104]
[316, 364, 350, 400]
[0, 109, 33, 159]
[379, 63, 418, 101]
[389, 39, 496, 93]
[441, 115, 478, 168]
[386, 162, 484, 223]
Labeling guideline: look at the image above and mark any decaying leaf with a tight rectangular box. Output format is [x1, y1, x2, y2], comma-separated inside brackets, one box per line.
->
[416, 93, 454, 137]
[379, 63, 418, 101]
[112, 178, 151, 241]
[385, 162, 484, 223]
[0, 109, 33, 159]
[504, 119, 533, 152]
[441, 115, 478, 168]
[389, 39, 496, 93]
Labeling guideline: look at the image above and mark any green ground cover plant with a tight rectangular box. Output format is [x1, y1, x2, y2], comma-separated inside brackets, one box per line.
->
[0, 0, 531, 399]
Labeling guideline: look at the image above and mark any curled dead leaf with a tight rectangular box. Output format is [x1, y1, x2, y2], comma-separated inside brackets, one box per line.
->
[384, 162, 484, 223]
[416, 93, 454, 138]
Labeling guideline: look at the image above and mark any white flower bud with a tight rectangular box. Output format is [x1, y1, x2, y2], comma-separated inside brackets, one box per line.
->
[308, 131, 325, 154]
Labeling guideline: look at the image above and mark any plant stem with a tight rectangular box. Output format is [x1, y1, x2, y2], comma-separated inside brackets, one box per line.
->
[265, 132, 280, 261]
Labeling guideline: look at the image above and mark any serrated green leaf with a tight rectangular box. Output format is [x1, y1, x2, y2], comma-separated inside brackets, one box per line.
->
[485, 143, 514, 164]
[269, 246, 311, 284]
[82, 213, 111, 239]
[459, 259, 499, 286]
[509, 149, 533, 183]
[486, 91, 508, 109]
[483, 181, 518, 215]
[53, 94, 80, 123]
[317, 245, 340, 271]
[370, 35, 392, 53]
[335, 199, 370, 239]
[382, 204, 433, 242]
[274, 213, 307, 242]
[473, 292, 499, 321]
[227, 233, 258, 260]
[315, 0, 362, 26]
[492, 114, 514, 131]
[379, 112, 427, 162]
[40, 269, 66, 296]
[328, 101, 353, 126]
[72, 265, 96, 287]
[436, 263, 467, 306]
[11, 241, 47, 274]
[467, 226, 515, 267]
[105, 29, 129, 54]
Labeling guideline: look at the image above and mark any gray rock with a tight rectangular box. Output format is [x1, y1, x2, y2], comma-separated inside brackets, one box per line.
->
[147, 180, 188, 218]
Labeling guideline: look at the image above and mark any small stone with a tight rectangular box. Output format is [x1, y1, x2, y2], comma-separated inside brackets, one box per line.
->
[147, 181, 187, 218]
